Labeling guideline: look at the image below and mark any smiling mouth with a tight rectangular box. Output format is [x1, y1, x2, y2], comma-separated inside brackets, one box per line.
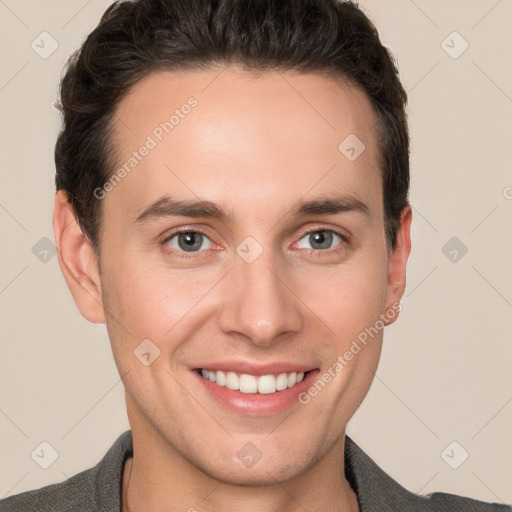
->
[195, 369, 310, 395]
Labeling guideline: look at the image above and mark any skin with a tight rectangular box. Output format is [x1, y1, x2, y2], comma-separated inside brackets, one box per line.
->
[53, 66, 412, 512]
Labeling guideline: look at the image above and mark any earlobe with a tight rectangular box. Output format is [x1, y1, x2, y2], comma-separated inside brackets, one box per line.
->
[53, 190, 106, 324]
[384, 205, 412, 326]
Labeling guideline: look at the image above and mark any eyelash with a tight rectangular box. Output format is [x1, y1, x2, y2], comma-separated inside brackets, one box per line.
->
[160, 226, 348, 260]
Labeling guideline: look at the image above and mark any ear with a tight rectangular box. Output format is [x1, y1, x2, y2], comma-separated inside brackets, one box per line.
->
[383, 205, 412, 326]
[53, 190, 106, 324]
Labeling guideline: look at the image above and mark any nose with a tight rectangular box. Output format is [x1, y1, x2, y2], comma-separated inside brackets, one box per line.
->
[218, 250, 303, 347]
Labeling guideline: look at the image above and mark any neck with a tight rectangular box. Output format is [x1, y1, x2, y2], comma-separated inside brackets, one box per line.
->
[122, 427, 360, 512]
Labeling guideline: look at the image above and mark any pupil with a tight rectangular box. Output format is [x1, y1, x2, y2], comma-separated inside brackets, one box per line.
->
[311, 231, 331, 250]
[179, 232, 201, 251]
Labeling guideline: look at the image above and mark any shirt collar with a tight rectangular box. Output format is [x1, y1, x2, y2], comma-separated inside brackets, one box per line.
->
[98, 430, 419, 511]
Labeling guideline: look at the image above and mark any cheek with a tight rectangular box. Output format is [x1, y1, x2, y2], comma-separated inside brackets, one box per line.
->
[101, 235, 389, 358]
[296, 251, 389, 342]
[102, 256, 219, 345]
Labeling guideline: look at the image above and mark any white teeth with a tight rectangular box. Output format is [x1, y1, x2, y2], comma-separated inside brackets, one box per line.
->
[257, 375, 276, 394]
[276, 373, 288, 391]
[215, 370, 226, 387]
[199, 369, 309, 395]
[239, 374, 258, 393]
[226, 371, 239, 391]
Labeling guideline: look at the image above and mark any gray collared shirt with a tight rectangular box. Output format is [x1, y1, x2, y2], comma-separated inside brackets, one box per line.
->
[1, 430, 510, 511]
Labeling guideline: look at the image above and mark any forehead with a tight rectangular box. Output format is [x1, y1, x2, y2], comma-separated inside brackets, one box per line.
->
[107, 67, 382, 223]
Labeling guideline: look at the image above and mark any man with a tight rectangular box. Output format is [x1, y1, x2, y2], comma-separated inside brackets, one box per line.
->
[1, 0, 509, 511]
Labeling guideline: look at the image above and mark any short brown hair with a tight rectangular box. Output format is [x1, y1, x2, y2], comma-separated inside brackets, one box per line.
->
[55, 0, 409, 254]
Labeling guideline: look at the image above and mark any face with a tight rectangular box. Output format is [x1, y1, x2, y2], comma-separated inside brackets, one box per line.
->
[57, 66, 411, 485]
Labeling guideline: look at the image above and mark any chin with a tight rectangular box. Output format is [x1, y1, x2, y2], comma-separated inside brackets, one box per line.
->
[189, 438, 320, 487]
[201, 458, 309, 487]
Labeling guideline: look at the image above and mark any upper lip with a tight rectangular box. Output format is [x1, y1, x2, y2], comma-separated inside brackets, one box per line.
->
[192, 360, 317, 376]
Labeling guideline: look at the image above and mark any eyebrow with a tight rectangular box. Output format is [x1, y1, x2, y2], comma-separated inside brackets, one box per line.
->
[134, 194, 371, 224]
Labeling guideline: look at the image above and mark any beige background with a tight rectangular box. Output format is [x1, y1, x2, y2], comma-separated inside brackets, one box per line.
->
[1, 0, 511, 504]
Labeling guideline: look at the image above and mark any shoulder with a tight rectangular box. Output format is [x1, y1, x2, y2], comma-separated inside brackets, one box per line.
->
[0, 469, 98, 512]
[344, 435, 511, 512]
[425, 491, 512, 512]
[0, 431, 133, 512]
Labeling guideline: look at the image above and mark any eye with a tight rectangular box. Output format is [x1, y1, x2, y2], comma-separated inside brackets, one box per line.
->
[296, 229, 344, 251]
[164, 231, 213, 253]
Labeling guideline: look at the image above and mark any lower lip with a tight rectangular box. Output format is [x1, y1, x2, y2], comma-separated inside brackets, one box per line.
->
[193, 369, 320, 417]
